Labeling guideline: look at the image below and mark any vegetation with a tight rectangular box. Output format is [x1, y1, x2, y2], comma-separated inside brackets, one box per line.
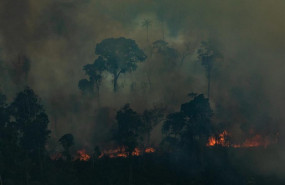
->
[0, 37, 281, 185]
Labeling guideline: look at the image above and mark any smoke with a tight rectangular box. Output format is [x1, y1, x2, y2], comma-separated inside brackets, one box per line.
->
[0, 0, 285, 177]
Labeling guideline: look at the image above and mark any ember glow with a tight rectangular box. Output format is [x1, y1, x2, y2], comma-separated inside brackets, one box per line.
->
[100, 147, 156, 158]
[145, 147, 155, 153]
[206, 130, 278, 148]
[76, 149, 91, 161]
[206, 130, 230, 147]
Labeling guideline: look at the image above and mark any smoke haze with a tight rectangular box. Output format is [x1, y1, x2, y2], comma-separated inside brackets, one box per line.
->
[0, 0, 285, 177]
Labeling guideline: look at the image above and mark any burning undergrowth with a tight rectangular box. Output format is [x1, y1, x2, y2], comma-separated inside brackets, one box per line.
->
[206, 130, 279, 148]
[50, 146, 156, 161]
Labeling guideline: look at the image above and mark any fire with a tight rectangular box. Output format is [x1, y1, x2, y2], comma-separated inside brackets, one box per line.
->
[50, 146, 156, 161]
[145, 147, 155, 153]
[100, 146, 156, 158]
[207, 130, 278, 148]
[132, 148, 141, 156]
[206, 130, 230, 147]
[232, 135, 271, 148]
[76, 149, 91, 161]
[101, 147, 128, 158]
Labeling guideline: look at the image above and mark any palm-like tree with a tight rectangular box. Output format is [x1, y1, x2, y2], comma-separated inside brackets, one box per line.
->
[142, 19, 152, 42]
[197, 41, 222, 100]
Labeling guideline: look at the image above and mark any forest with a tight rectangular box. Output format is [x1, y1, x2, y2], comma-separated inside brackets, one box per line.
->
[0, 0, 285, 185]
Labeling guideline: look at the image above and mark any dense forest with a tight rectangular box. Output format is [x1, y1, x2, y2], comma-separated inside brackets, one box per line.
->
[0, 0, 285, 185]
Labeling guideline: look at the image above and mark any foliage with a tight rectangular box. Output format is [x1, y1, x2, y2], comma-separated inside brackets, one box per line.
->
[142, 106, 165, 145]
[162, 94, 213, 150]
[113, 104, 143, 154]
[10, 87, 50, 157]
[59, 133, 74, 161]
[95, 37, 147, 92]
[79, 56, 106, 96]
[197, 40, 223, 98]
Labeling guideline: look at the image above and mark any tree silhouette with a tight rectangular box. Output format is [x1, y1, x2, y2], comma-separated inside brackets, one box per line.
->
[142, 107, 164, 146]
[9, 87, 50, 182]
[10, 87, 50, 162]
[59, 133, 74, 161]
[95, 37, 146, 92]
[162, 94, 213, 151]
[79, 56, 106, 96]
[180, 94, 213, 146]
[152, 40, 179, 68]
[113, 104, 142, 155]
[142, 19, 152, 42]
[197, 40, 222, 99]
[162, 112, 186, 139]
[179, 42, 196, 66]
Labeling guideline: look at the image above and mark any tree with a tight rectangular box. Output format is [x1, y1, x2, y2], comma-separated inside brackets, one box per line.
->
[79, 56, 106, 96]
[113, 104, 142, 185]
[152, 40, 179, 68]
[142, 107, 165, 146]
[113, 104, 142, 155]
[197, 40, 222, 99]
[161, 94, 213, 150]
[95, 37, 147, 92]
[91, 146, 101, 168]
[179, 42, 196, 66]
[180, 94, 213, 146]
[9, 87, 50, 183]
[0, 93, 14, 185]
[162, 112, 186, 139]
[142, 19, 152, 42]
[10, 87, 50, 162]
[59, 133, 74, 161]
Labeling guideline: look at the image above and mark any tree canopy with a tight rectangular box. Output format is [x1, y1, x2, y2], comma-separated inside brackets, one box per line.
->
[95, 37, 147, 92]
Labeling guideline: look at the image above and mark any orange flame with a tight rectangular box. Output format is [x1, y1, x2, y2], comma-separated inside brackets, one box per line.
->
[206, 130, 230, 147]
[100, 146, 156, 158]
[50, 146, 157, 160]
[77, 149, 91, 161]
[145, 147, 155, 153]
[207, 130, 277, 148]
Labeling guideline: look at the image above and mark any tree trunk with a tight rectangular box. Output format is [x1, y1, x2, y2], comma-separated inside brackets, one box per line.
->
[147, 73, 151, 89]
[146, 26, 149, 43]
[95, 82, 100, 98]
[113, 75, 119, 92]
[207, 68, 211, 100]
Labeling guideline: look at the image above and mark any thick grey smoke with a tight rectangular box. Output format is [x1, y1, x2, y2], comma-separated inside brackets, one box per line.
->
[0, 0, 285, 177]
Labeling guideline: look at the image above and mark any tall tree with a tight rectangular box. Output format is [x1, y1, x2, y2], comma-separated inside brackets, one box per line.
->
[10, 87, 50, 183]
[142, 19, 152, 42]
[180, 94, 213, 146]
[142, 107, 164, 145]
[10, 87, 50, 162]
[113, 104, 142, 155]
[95, 37, 146, 92]
[197, 40, 222, 99]
[79, 56, 106, 96]
[113, 104, 142, 185]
